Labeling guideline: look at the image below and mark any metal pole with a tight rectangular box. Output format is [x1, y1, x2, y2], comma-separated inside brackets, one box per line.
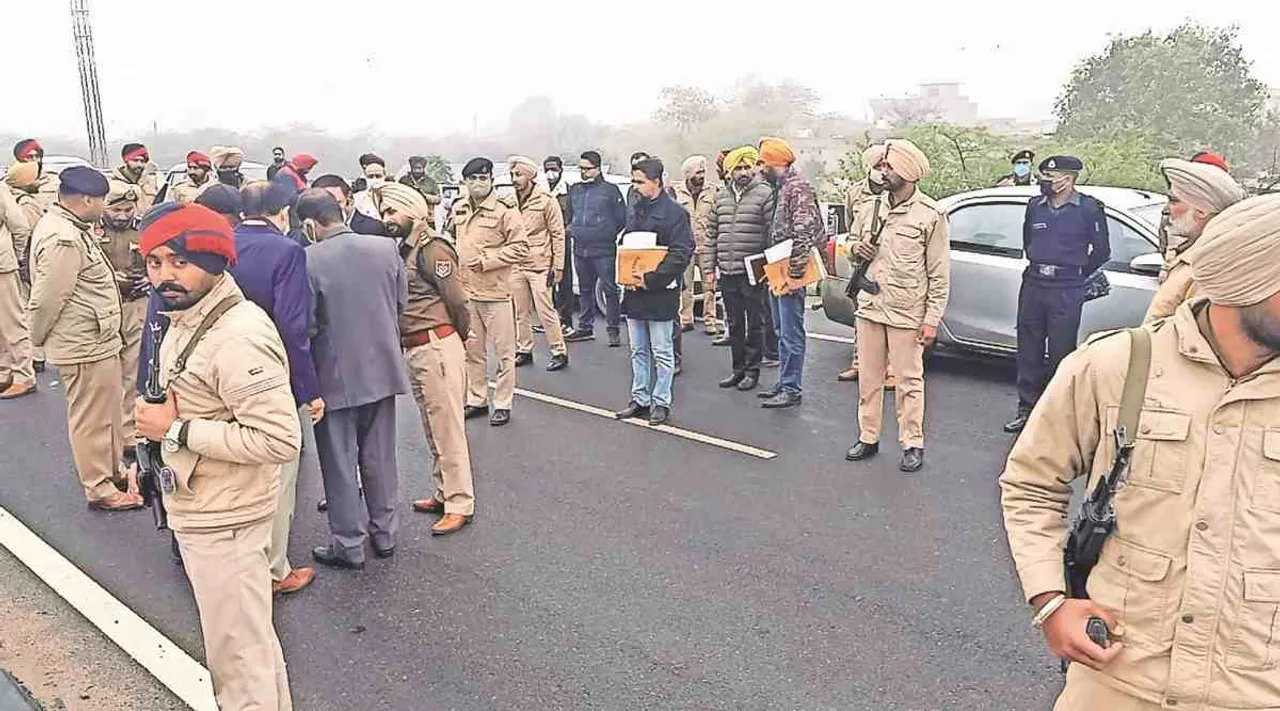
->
[70, 0, 107, 167]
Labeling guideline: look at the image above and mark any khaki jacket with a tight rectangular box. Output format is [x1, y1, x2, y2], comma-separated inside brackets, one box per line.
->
[99, 222, 145, 302]
[514, 186, 565, 274]
[852, 190, 951, 330]
[171, 174, 215, 205]
[14, 192, 44, 259]
[1001, 301, 1280, 710]
[1143, 256, 1197, 325]
[0, 186, 31, 274]
[111, 165, 159, 213]
[401, 229, 471, 337]
[450, 193, 529, 302]
[158, 274, 301, 532]
[673, 182, 717, 258]
[28, 204, 123, 365]
[33, 172, 59, 209]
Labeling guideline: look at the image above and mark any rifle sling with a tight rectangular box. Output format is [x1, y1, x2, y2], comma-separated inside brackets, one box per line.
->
[172, 295, 244, 376]
[1110, 327, 1152, 479]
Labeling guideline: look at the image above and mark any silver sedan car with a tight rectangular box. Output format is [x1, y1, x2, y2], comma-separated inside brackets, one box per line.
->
[819, 185, 1167, 358]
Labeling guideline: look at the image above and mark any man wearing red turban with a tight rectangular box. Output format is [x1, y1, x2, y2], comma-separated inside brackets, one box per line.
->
[112, 143, 158, 212]
[172, 151, 217, 205]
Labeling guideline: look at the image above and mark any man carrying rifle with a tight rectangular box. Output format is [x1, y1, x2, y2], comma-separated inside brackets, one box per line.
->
[1000, 194, 1280, 710]
[843, 140, 949, 473]
[134, 203, 300, 710]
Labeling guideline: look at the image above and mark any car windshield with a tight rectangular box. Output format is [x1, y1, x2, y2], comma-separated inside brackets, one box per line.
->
[1130, 203, 1164, 230]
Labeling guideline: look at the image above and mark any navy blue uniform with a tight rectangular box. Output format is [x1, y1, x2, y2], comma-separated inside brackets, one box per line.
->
[1015, 191, 1109, 412]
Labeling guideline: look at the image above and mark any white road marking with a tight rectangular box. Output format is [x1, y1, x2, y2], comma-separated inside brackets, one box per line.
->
[808, 331, 856, 345]
[494, 384, 778, 460]
[0, 506, 217, 711]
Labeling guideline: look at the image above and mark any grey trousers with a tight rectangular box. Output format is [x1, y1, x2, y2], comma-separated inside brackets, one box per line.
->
[313, 397, 399, 562]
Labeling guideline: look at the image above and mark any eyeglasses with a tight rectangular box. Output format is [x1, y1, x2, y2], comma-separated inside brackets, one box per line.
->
[464, 175, 492, 183]
[579, 165, 599, 172]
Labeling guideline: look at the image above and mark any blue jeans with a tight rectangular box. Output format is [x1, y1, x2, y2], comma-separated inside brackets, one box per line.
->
[769, 290, 806, 394]
[575, 254, 621, 332]
[627, 319, 676, 408]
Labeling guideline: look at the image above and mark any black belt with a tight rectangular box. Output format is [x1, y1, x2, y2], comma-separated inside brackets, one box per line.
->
[1028, 263, 1085, 278]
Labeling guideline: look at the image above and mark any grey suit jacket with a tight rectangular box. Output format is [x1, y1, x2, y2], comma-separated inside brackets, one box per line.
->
[307, 228, 411, 410]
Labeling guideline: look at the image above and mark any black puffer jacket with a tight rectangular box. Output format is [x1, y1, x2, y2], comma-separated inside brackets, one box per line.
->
[620, 190, 694, 322]
[706, 176, 776, 275]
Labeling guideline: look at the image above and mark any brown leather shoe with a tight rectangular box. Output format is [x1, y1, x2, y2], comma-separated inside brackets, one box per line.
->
[837, 367, 858, 382]
[411, 498, 444, 514]
[431, 513, 473, 536]
[86, 491, 144, 511]
[0, 380, 36, 399]
[272, 567, 316, 596]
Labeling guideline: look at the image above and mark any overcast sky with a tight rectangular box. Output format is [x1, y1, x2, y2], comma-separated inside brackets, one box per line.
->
[6, 0, 1278, 140]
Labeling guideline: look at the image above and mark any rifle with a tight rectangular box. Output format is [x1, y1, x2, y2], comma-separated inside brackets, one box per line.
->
[844, 195, 885, 301]
[135, 318, 172, 531]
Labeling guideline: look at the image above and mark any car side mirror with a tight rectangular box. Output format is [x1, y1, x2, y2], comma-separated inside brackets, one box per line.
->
[1129, 252, 1164, 276]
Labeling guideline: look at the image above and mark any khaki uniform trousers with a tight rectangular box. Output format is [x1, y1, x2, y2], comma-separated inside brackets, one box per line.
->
[175, 516, 292, 711]
[855, 317, 925, 448]
[465, 300, 516, 410]
[406, 332, 474, 515]
[510, 270, 566, 357]
[1053, 665, 1159, 710]
[268, 407, 308, 582]
[680, 263, 718, 329]
[0, 271, 33, 382]
[57, 355, 124, 502]
[118, 298, 147, 443]
[19, 279, 44, 364]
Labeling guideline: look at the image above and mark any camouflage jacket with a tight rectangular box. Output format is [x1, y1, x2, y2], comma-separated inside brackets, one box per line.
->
[770, 167, 824, 278]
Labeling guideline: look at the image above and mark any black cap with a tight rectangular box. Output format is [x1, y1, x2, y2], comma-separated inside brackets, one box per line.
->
[1038, 155, 1084, 172]
[195, 184, 243, 217]
[407, 155, 427, 168]
[58, 166, 110, 197]
[461, 157, 493, 178]
[1011, 149, 1034, 164]
[358, 153, 384, 168]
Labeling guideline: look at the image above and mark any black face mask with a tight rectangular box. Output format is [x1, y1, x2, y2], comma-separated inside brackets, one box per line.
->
[1038, 179, 1055, 198]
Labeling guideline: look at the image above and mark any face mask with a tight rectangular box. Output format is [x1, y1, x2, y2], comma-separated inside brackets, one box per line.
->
[367, 177, 385, 189]
[868, 170, 886, 187]
[468, 182, 493, 200]
[546, 170, 561, 183]
[1013, 163, 1031, 178]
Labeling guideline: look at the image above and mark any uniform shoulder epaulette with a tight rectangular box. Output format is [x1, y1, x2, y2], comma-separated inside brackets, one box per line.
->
[496, 194, 517, 209]
[1082, 328, 1125, 346]
[915, 193, 943, 214]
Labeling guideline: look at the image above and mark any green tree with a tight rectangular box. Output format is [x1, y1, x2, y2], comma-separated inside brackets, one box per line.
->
[653, 85, 717, 137]
[1055, 23, 1267, 160]
[423, 155, 450, 184]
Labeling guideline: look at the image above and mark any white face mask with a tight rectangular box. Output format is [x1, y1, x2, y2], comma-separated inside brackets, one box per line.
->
[367, 177, 385, 189]
[868, 170, 886, 186]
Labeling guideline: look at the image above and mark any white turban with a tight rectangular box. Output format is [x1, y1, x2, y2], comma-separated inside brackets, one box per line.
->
[1160, 158, 1245, 216]
[1189, 193, 1280, 307]
[209, 145, 244, 171]
[883, 139, 930, 182]
[507, 155, 539, 179]
[681, 155, 708, 180]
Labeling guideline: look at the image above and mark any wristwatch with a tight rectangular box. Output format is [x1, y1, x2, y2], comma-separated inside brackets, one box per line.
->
[163, 420, 187, 454]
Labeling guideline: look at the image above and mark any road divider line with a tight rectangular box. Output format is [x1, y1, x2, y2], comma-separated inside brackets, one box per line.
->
[498, 384, 778, 460]
[0, 506, 217, 711]
[808, 331, 856, 345]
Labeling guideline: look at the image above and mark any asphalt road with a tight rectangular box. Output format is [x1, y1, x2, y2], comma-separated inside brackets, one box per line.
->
[0, 310, 1066, 710]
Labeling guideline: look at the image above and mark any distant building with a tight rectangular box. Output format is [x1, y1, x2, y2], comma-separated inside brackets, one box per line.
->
[869, 83, 979, 129]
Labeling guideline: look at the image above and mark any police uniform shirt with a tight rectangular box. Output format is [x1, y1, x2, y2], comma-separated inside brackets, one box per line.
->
[1022, 191, 1110, 275]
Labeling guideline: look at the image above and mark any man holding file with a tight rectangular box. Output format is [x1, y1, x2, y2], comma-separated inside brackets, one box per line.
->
[613, 158, 695, 426]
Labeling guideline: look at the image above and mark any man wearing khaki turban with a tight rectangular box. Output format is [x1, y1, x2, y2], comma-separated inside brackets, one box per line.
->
[1001, 192, 1280, 711]
[844, 139, 950, 473]
[837, 143, 893, 385]
[1142, 158, 1246, 324]
[674, 155, 721, 336]
[506, 155, 569, 372]
[210, 146, 246, 188]
[5, 162, 47, 372]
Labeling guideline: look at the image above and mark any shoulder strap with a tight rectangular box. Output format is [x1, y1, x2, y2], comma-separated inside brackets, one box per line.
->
[172, 295, 244, 374]
[1116, 327, 1152, 448]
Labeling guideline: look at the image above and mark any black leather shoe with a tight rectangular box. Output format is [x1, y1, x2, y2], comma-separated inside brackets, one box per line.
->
[845, 442, 879, 461]
[1003, 412, 1030, 434]
[607, 329, 622, 347]
[316, 498, 327, 513]
[761, 391, 802, 409]
[514, 351, 533, 367]
[681, 323, 695, 332]
[757, 385, 781, 399]
[900, 447, 924, 473]
[614, 401, 650, 420]
[374, 545, 395, 559]
[490, 409, 511, 426]
[711, 336, 731, 347]
[719, 373, 745, 389]
[311, 546, 364, 570]
[649, 405, 670, 426]
[737, 374, 759, 391]
[564, 329, 595, 342]
[33, 360, 45, 373]
[464, 404, 489, 420]
[547, 354, 569, 371]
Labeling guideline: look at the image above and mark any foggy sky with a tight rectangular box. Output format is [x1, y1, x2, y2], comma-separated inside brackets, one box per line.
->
[6, 0, 1279, 140]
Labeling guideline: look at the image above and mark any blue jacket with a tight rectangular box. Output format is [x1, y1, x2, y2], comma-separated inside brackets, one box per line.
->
[620, 190, 694, 322]
[568, 177, 627, 258]
[231, 220, 322, 405]
[1022, 191, 1110, 280]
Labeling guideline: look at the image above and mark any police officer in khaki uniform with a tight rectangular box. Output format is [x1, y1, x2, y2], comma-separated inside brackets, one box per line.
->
[5, 163, 48, 373]
[1001, 193, 1280, 711]
[837, 144, 890, 384]
[452, 157, 529, 427]
[0, 182, 34, 398]
[28, 167, 139, 510]
[1141, 158, 1244, 324]
[674, 156, 721, 335]
[135, 202, 299, 710]
[373, 182, 476, 536]
[110, 143, 159, 213]
[506, 155, 569, 372]
[171, 151, 216, 205]
[12, 139, 60, 209]
[99, 181, 149, 455]
[844, 140, 950, 473]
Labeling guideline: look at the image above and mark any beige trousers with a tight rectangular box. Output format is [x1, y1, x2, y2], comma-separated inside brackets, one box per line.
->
[680, 263, 718, 328]
[510, 269, 566, 356]
[176, 517, 292, 711]
[57, 356, 124, 502]
[856, 318, 925, 448]
[19, 279, 43, 364]
[406, 333, 474, 515]
[0, 271, 33, 382]
[1053, 666, 1160, 710]
[269, 407, 305, 582]
[119, 298, 147, 442]
[465, 300, 516, 410]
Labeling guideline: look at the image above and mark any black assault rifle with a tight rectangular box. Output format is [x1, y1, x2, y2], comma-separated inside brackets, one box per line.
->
[135, 319, 172, 531]
[844, 196, 885, 301]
